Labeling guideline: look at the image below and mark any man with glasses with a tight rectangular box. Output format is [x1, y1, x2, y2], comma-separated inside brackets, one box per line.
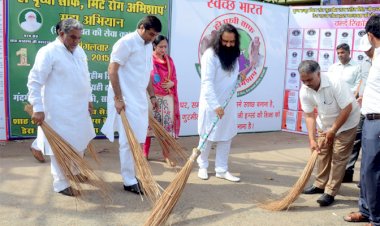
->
[298, 60, 360, 207]
[101, 16, 161, 195]
[27, 18, 95, 196]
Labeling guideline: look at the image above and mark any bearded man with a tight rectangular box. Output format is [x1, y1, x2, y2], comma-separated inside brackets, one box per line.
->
[196, 23, 244, 182]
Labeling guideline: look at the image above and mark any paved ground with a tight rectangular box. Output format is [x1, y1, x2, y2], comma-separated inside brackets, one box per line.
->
[0, 132, 362, 226]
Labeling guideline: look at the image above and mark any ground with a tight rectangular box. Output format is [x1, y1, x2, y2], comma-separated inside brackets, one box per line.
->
[0, 132, 361, 226]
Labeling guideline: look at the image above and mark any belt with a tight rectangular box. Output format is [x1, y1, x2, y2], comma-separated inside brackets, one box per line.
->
[365, 113, 380, 120]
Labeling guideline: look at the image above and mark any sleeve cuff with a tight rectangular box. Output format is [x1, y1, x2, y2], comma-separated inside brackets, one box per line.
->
[33, 104, 44, 113]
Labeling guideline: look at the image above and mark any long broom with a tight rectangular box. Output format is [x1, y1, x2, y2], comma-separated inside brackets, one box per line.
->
[143, 76, 242, 226]
[148, 113, 188, 167]
[120, 110, 161, 203]
[24, 104, 111, 201]
[260, 150, 318, 211]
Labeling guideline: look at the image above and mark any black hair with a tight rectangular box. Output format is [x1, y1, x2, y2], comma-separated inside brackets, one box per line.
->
[210, 23, 240, 71]
[153, 35, 168, 48]
[336, 43, 350, 52]
[137, 15, 162, 33]
[365, 14, 380, 39]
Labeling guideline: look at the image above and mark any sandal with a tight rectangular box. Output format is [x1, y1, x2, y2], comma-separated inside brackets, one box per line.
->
[343, 212, 369, 222]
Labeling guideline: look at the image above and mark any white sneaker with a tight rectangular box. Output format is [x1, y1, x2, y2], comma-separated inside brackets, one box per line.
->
[198, 168, 208, 180]
[216, 171, 240, 182]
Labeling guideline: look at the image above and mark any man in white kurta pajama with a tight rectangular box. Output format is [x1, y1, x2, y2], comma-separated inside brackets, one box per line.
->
[101, 16, 161, 194]
[27, 19, 95, 196]
[197, 24, 243, 182]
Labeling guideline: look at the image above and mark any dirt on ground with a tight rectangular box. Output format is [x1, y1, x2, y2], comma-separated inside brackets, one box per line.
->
[0, 132, 361, 226]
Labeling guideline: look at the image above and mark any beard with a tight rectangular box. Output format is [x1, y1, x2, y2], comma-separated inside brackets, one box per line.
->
[216, 45, 240, 71]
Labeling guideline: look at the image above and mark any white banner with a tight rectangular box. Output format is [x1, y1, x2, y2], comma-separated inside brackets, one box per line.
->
[283, 4, 376, 134]
[171, 0, 288, 136]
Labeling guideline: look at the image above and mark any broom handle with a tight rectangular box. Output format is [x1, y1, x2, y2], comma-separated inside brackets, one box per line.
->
[197, 75, 241, 151]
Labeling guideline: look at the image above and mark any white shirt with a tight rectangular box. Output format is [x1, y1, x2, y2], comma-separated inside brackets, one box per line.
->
[101, 31, 153, 143]
[198, 48, 239, 141]
[27, 38, 95, 154]
[300, 74, 360, 134]
[328, 59, 360, 93]
[358, 59, 371, 96]
[362, 47, 380, 114]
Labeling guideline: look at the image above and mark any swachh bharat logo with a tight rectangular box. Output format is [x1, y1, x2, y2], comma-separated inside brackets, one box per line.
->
[196, 13, 267, 97]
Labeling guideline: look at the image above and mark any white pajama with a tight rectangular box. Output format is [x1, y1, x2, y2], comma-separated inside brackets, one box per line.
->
[197, 139, 232, 173]
[117, 116, 138, 186]
[50, 150, 84, 192]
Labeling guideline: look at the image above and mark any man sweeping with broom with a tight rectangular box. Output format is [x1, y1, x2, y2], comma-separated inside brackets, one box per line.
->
[196, 23, 242, 182]
[299, 60, 360, 206]
[101, 16, 161, 195]
[27, 18, 96, 196]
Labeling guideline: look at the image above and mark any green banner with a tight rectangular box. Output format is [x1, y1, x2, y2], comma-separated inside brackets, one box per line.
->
[8, 0, 169, 138]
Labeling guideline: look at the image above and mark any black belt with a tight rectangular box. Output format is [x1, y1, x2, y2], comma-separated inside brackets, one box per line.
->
[365, 113, 380, 120]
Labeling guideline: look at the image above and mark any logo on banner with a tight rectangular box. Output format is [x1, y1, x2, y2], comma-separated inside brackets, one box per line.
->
[195, 13, 267, 97]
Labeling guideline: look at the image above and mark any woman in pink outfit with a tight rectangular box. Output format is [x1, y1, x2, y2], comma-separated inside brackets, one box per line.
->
[143, 35, 180, 166]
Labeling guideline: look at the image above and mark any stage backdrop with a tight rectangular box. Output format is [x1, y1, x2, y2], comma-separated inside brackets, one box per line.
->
[171, 0, 289, 136]
[282, 4, 377, 134]
[7, 0, 169, 138]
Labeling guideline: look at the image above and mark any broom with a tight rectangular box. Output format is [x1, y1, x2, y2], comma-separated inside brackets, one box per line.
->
[148, 113, 188, 167]
[24, 104, 111, 201]
[260, 150, 318, 211]
[143, 76, 242, 226]
[120, 110, 161, 203]
[86, 142, 101, 165]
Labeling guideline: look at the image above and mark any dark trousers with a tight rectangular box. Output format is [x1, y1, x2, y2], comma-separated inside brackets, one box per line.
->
[359, 118, 380, 225]
[346, 115, 365, 174]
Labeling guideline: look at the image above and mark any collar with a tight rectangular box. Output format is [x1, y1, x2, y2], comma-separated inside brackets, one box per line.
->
[134, 30, 145, 45]
[318, 74, 330, 91]
[336, 58, 355, 66]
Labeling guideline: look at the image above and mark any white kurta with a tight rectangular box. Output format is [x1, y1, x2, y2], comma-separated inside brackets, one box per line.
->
[198, 48, 239, 141]
[101, 31, 153, 143]
[27, 38, 95, 155]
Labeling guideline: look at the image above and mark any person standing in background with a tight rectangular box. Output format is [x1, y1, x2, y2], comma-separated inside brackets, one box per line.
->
[143, 35, 180, 167]
[328, 43, 361, 183]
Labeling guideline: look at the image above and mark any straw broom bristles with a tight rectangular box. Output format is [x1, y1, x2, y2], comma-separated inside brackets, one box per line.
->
[87, 142, 101, 165]
[260, 151, 319, 211]
[148, 114, 188, 166]
[144, 77, 242, 225]
[144, 148, 200, 226]
[24, 104, 111, 201]
[120, 110, 161, 203]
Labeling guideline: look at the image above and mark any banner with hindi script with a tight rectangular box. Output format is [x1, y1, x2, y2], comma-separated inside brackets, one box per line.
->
[7, 0, 169, 138]
[171, 0, 289, 136]
[283, 4, 378, 134]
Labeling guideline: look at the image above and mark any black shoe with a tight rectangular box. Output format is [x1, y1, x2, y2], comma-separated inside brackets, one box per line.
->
[58, 187, 78, 197]
[303, 185, 325, 194]
[317, 193, 335, 206]
[342, 172, 353, 183]
[123, 183, 144, 195]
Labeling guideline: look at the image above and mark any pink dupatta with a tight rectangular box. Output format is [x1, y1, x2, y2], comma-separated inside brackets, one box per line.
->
[151, 54, 180, 137]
